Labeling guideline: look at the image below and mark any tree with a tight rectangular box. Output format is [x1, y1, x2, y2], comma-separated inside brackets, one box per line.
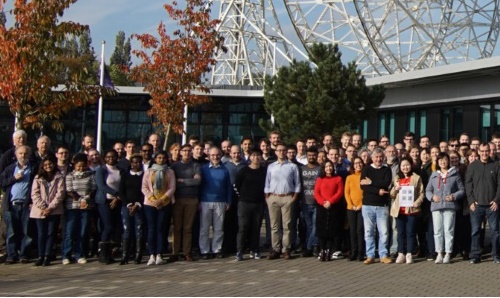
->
[0, 0, 113, 131]
[131, 0, 226, 144]
[260, 43, 385, 144]
[110, 30, 133, 86]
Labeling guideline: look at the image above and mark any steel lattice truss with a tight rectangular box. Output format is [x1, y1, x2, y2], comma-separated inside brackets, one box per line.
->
[284, 0, 500, 77]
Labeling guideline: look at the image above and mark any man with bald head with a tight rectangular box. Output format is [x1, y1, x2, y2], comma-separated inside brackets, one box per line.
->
[34, 135, 54, 165]
[148, 133, 161, 157]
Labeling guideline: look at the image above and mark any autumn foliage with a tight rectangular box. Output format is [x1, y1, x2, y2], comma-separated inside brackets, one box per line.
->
[0, 0, 114, 131]
[132, 0, 226, 135]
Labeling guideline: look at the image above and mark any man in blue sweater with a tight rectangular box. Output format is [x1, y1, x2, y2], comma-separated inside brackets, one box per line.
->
[199, 147, 232, 259]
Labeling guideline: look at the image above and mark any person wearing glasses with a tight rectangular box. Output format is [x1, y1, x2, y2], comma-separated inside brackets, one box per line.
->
[140, 143, 154, 171]
[447, 138, 460, 152]
[403, 131, 415, 151]
[378, 135, 390, 150]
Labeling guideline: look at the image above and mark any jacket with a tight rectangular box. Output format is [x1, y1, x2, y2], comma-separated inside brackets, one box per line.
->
[95, 165, 126, 205]
[465, 159, 500, 206]
[425, 166, 465, 211]
[142, 167, 176, 208]
[30, 172, 65, 218]
[0, 162, 37, 212]
[390, 173, 425, 217]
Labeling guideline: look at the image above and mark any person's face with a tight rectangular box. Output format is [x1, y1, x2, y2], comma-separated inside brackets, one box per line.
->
[16, 147, 29, 165]
[470, 140, 480, 150]
[13, 133, 26, 147]
[56, 148, 69, 163]
[324, 162, 334, 176]
[209, 148, 221, 165]
[352, 135, 362, 149]
[260, 142, 270, 154]
[148, 135, 160, 150]
[193, 145, 203, 158]
[180, 147, 192, 161]
[327, 149, 339, 163]
[275, 145, 286, 160]
[82, 137, 94, 151]
[438, 157, 449, 170]
[306, 151, 318, 164]
[74, 161, 88, 173]
[400, 160, 412, 176]
[448, 141, 459, 152]
[395, 144, 405, 158]
[249, 153, 262, 166]
[403, 136, 414, 147]
[460, 135, 470, 144]
[141, 146, 153, 161]
[125, 143, 136, 156]
[385, 146, 396, 159]
[323, 135, 333, 147]
[367, 141, 377, 152]
[345, 147, 356, 159]
[296, 141, 306, 154]
[459, 146, 469, 157]
[114, 143, 124, 156]
[479, 145, 491, 162]
[449, 154, 460, 167]
[155, 154, 168, 165]
[409, 148, 419, 162]
[88, 150, 100, 164]
[341, 136, 351, 148]
[360, 151, 369, 165]
[170, 146, 180, 159]
[468, 152, 479, 163]
[37, 138, 50, 153]
[317, 152, 326, 164]
[372, 152, 384, 167]
[306, 139, 316, 148]
[204, 144, 211, 156]
[42, 160, 55, 173]
[269, 134, 280, 146]
[221, 141, 231, 155]
[493, 138, 500, 149]
[420, 150, 430, 163]
[230, 146, 241, 162]
[286, 149, 297, 161]
[241, 140, 252, 153]
[420, 138, 430, 149]
[379, 137, 389, 148]
[104, 152, 118, 166]
[490, 144, 497, 159]
[130, 158, 142, 172]
[353, 158, 363, 172]
[431, 148, 440, 161]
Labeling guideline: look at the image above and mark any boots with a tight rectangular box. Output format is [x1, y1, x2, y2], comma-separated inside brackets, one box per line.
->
[134, 239, 143, 264]
[120, 239, 129, 265]
[98, 242, 115, 264]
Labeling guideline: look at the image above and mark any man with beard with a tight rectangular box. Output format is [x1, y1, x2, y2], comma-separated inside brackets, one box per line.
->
[81, 135, 95, 155]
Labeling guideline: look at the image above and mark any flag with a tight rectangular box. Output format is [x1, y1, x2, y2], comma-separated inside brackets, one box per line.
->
[98, 64, 114, 88]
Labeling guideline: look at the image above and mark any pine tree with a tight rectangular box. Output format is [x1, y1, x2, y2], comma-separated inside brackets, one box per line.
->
[110, 30, 133, 86]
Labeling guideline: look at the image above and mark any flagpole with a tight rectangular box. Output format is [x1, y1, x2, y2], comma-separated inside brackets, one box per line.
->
[96, 41, 105, 153]
[182, 104, 188, 144]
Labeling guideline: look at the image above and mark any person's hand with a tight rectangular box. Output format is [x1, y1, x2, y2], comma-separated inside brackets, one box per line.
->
[323, 201, 331, 209]
[360, 177, 372, 185]
[226, 204, 230, 211]
[413, 201, 419, 208]
[41, 208, 51, 217]
[394, 182, 401, 191]
[110, 198, 119, 209]
[80, 200, 88, 209]
[14, 171, 23, 180]
[445, 195, 454, 202]
[129, 205, 138, 216]
[470, 202, 476, 212]
[433, 195, 441, 202]
[379, 189, 388, 196]
[490, 201, 498, 212]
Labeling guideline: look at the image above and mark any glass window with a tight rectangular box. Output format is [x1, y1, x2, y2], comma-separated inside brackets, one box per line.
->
[481, 105, 491, 141]
[408, 111, 416, 133]
[419, 110, 426, 136]
[440, 108, 450, 141]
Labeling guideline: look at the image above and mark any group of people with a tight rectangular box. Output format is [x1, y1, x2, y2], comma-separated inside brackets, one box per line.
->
[1, 129, 499, 267]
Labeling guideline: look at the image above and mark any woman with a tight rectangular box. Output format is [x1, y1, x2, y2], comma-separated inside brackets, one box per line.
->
[449, 150, 469, 259]
[95, 149, 125, 264]
[142, 151, 176, 266]
[467, 149, 479, 164]
[408, 146, 421, 172]
[30, 155, 65, 266]
[358, 148, 371, 166]
[425, 152, 465, 264]
[390, 157, 424, 264]
[317, 151, 327, 166]
[344, 156, 365, 261]
[314, 160, 344, 261]
[169, 143, 181, 165]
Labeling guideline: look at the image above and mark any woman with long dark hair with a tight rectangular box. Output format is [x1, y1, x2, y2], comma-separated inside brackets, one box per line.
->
[344, 156, 365, 261]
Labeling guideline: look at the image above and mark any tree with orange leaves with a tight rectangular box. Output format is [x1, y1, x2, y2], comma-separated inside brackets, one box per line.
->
[132, 0, 226, 143]
[0, 0, 114, 131]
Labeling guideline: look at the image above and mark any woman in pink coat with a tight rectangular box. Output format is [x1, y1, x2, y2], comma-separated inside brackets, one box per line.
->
[30, 155, 65, 266]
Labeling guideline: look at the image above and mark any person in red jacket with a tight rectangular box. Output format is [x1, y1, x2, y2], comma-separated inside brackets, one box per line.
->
[314, 160, 344, 261]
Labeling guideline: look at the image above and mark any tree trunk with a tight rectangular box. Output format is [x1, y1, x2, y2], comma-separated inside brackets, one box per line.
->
[162, 123, 171, 151]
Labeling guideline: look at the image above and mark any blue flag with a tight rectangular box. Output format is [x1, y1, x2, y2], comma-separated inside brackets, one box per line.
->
[99, 64, 114, 88]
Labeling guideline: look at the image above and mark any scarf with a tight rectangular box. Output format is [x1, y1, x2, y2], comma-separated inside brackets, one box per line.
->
[151, 163, 167, 191]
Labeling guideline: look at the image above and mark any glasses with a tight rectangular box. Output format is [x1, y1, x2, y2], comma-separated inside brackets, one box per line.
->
[479, 150, 490, 153]
[404, 138, 414, 141]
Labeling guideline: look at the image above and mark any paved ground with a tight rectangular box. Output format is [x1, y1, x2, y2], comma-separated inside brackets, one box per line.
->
[0, 251, 498, 297]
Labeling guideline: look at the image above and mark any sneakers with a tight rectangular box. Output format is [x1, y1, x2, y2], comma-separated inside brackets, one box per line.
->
[406, 253, 413, 264]
[62, 258, 71, 265]
[155, 254, 164, 265]
[77, 258, 87, 264]
[147, 255, 155, 266]
[380, 256, 393, 264]
[470, 258, 480, 264]
[254, 252, 261, 259]
[427, 254, 436, 261]
[364, 257, 375, 265]
[331, 251, 344, 259]
[435, 253, 443, 264]
[395, 253, 405, 264]
[235, 251, 244, 261]
[443, 253, 451, 264]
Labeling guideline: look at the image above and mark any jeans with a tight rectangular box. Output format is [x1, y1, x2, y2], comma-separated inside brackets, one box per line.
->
[121, 206, 143, 240]
[4, 204, 31, 260]
[362, 205, 389, 258]
[35, 215, 60, 258]
[395, 214, 417, 254]
[470, 205, 499, 259]
[237, 201, 264, 253]
[62, 209, 90, 260]
[199, 202, 226, 254]
[432, 209, 455, 253]
[301, 203, 317, 251]
[143, 205, 169, 255]
[97, 201, 121, 242]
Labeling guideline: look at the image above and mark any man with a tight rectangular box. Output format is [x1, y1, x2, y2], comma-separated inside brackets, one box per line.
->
[0, 130, 29, 175]
[489, 142, 499, 161]
[265, 143, 301, 260]
[305, 135, 317, 149]
[222, 145, 246, 255]
[286, 144, 304, 251]
[203, 142, 213, 161]
[403, 132, 415, 150]
[327, 148, 348, 180]
[491, 134, 500, 160]
[87, 149, 102, 171]
[340, 132, 352, 152]
[34, 135, 54, 164]
[352, 133, 363, 150]
[448, 138, 460, 152]
[300, 147, 321, 257]
[321, 134, 334, 152]
[113, 142, 125, 160]
[459, 133, 470, 145]
[81, 134, 95, 155]
[465, 143, 500, 264]
[343, 144, 357, 171]
[260, 138, 276, 165]
[439, 141, 448, 153]
[419, 135, 431, 149]
[148, 133, 161, 156]
[140, 143, 154, 171]
[366, 138, 378, 153]
[117, 140, 136, 171]
[55, 146, 72, 177]
[171, 144, 201, 262]
[192, 143, 208, 165]
[378, 135, 390, 149]
[296, 139, 307, 165]
[470, 137, 481, 150]
[360, 148, 393, 264]
[458, 143, 470, 164]
[1, 145, 36, 264]
[187, 135, 200, 147]
[199, 147, 232, 259]
[220, 140, 232, 164]
[384, 145, 399, 257]
[394, 143, 406, 159]
[240, 137, 253, 162]
[269, 131, 281, 151]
